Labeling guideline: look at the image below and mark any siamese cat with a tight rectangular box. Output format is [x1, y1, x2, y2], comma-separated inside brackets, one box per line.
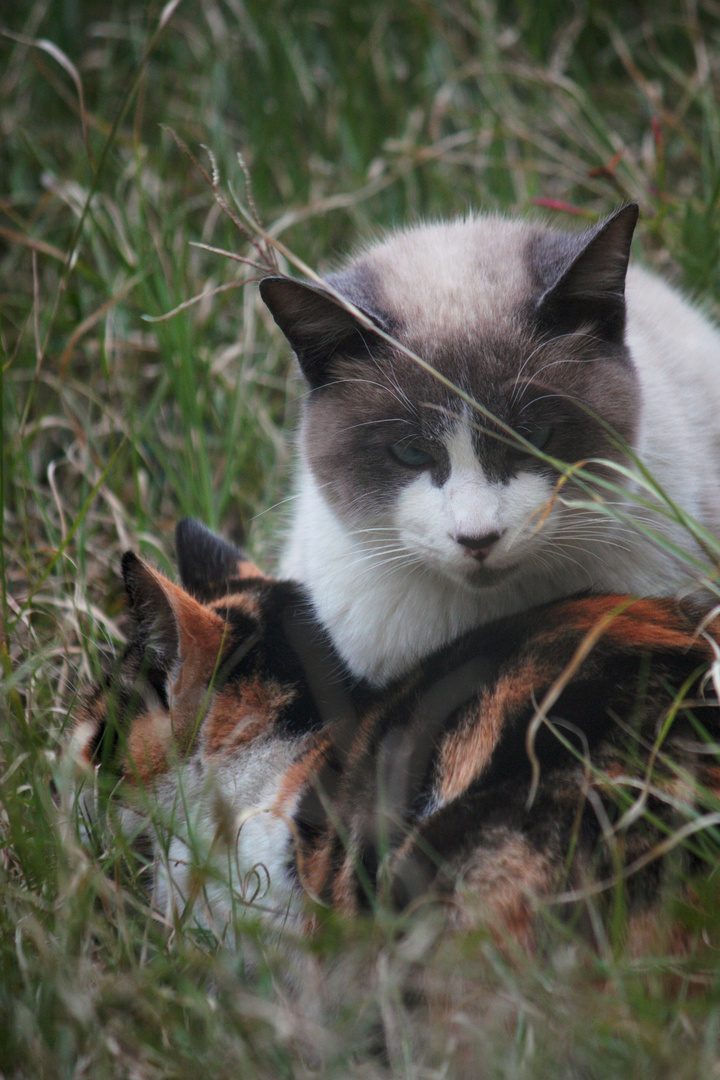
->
[260, 205, 720, 685]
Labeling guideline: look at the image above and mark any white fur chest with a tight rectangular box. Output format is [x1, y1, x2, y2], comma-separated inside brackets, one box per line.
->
[149, 737, 308, 937]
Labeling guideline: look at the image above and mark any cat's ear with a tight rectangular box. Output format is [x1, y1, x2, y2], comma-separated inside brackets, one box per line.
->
[259, 276, 383, 388]
[121, 551, 226, 672]
[535, 203, 639, 341]
[119, 552, 229, 771]
[175, 518, 266, 601]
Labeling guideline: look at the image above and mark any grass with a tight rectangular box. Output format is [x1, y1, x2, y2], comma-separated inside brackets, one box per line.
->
[4, 0, 720, 1074]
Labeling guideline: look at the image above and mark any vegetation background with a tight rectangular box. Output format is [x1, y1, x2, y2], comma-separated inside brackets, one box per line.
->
[4, 0, 720, 1075]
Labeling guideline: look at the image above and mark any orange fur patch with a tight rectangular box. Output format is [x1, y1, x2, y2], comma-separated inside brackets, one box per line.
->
[437, 661, 544, 804]
[557, 596, 710, 654]
[274, 736, 336, 902]
[204, 676, 296, 754]
[272, 735, 332, 814]
[332, 851, 361, 915]
[209, 592, 262, 619]
[452, 831, 553, 950]
[124, 705, 178, 783]
[625, 906, 695, 960]
[343, 705, 386, 774]
[299, 841, 334, 905]
[233, 560, 269, 581]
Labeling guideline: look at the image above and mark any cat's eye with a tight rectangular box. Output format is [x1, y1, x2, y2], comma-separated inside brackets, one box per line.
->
[390, 441, 433, 468]
[521, 424, 552, 453]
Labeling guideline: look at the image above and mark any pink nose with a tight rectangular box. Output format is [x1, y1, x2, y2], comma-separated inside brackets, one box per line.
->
[455, 531, 502, 561]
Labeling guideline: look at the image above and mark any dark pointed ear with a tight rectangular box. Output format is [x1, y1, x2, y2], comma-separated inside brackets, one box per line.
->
[535, 203, 638, 341]
[259, 276, 383, 388]
[175, 518, 266, 601]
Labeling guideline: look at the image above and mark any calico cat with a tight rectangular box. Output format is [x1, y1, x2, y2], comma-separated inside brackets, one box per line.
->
[260, 205, 720, 684]
[71, 519, 720, 950]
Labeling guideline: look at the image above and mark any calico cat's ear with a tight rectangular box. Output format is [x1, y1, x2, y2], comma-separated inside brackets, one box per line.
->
[175, 518, 266, 601]
[534, 203, 639, 342]
[121, 551, 226, 672]
[259, 276, 384, 388]
[119, 552, 229, 770]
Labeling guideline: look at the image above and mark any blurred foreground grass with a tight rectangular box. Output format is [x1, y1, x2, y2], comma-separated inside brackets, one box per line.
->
[4, 1, 720, 1075]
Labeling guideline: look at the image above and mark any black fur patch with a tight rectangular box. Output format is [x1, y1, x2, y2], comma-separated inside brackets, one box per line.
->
[176, 517, 248, 602]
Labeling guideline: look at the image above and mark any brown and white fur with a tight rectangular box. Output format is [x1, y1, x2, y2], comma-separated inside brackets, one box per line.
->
[72, 520, 720, 952]
[261, 206, 720, 684]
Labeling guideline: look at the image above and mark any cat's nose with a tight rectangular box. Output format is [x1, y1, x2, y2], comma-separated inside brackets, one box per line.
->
[454, 531, 502, 560]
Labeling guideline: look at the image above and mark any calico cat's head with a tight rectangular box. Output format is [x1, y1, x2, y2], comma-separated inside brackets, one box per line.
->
[260, 205, 640, 589]
[72, 520, 348, 784]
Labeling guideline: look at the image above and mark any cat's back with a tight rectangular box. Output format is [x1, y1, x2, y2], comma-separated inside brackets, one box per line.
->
[626, 263, 720, 386]
[624, 264, 720, 518]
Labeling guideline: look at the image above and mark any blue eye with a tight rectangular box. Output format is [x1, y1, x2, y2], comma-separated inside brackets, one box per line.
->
[390, 441, 433, 467]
